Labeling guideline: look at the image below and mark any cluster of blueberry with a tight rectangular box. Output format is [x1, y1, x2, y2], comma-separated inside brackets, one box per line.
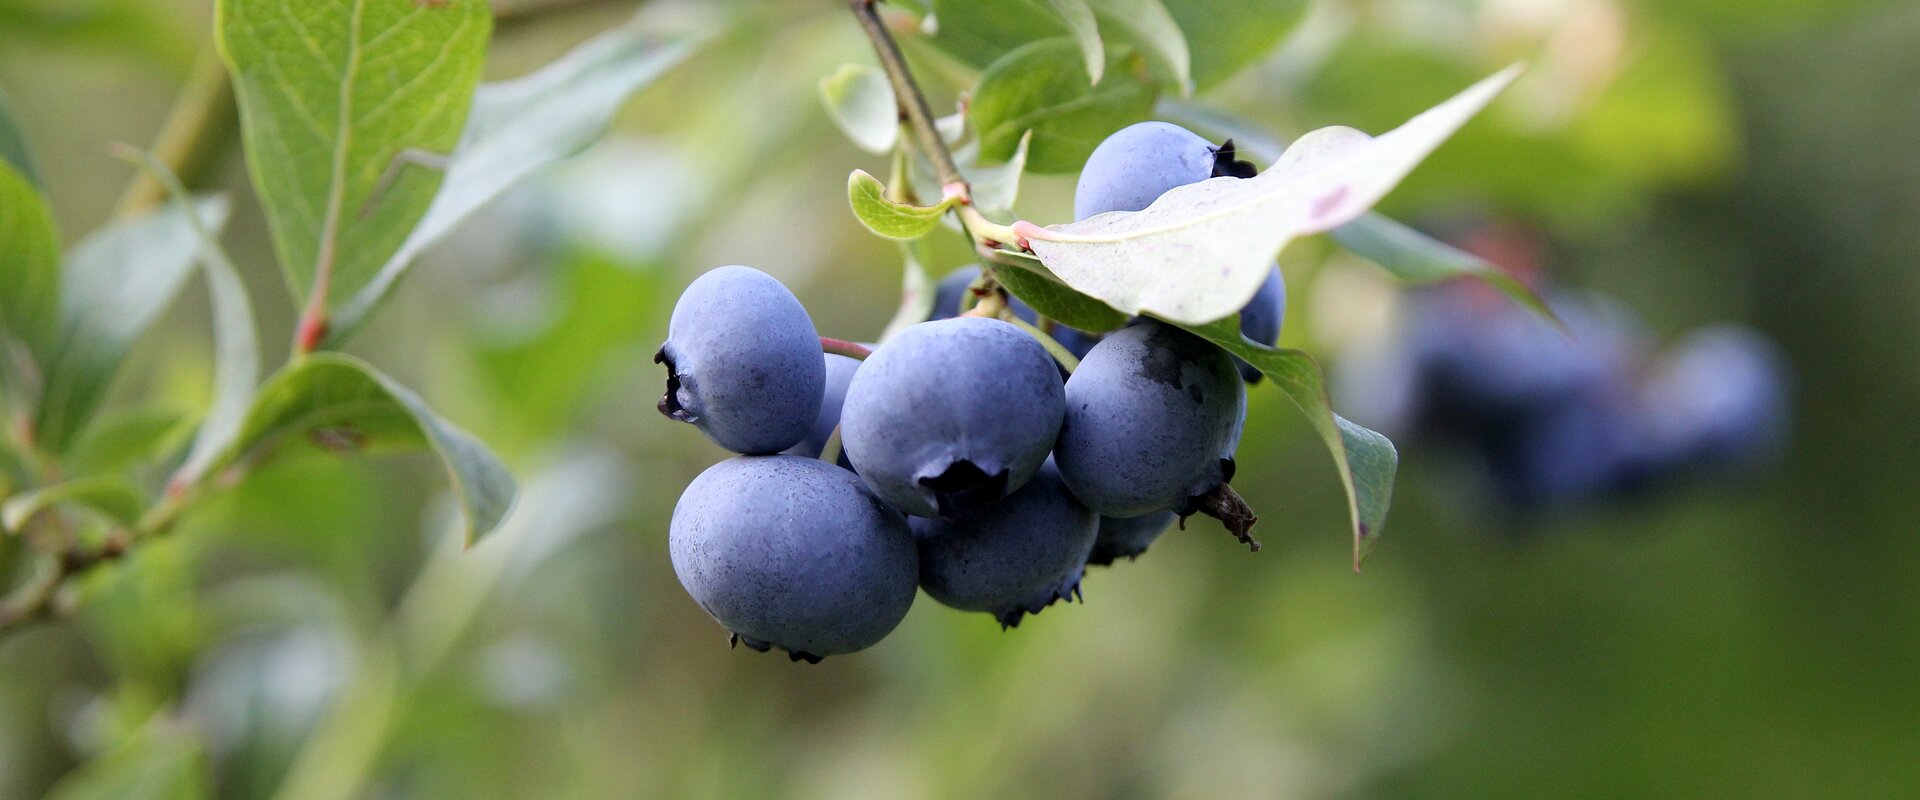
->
[657, 122, 1288, 662]
[1344, 279, 1791, 513]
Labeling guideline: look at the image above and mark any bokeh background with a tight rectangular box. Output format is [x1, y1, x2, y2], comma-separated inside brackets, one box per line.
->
[3, 0, 1918, 796]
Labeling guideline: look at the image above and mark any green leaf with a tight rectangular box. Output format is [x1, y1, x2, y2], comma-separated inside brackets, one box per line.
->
[0, 159, 60, 360]
[64, 407, 195, 476]
[990, 251, 1129, 332]
[848, 170, 957, 239]
[329, 20, 702, 341]
[42, 718, 211, 800]
[971, 38, 1155, 174]
[927, 0, 1075, 71]
[1160, 97, 1557, 322]
[34, 198, 231, 454]
[118, 148, 262, 489]
[0, 84, 43, 186]
[1178, 317, 1397, 568]
[1023, 66, 1519, 324]
[1163, 0, 1307, 90]
[1084, 0, 1191, 95]
[819, 63, 898, 154]
[928, 0, 1187, 93]
[218, 0, 491, 316]
[215, 353, 514, 544]
[1040, 0, 1104, 85]
[2, 474, 145, 532]
[1330, 215, 1556, 321]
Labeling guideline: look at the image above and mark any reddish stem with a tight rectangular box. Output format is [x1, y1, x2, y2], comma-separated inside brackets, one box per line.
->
[294, 310, 329, 354]
[820, 337, 873, 360]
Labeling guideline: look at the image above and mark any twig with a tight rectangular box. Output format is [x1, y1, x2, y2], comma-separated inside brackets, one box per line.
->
[849, 0, 963, 190]
[849, 0, 1034, 310]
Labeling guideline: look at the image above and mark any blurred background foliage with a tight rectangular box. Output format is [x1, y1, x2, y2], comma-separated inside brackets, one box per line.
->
[2, 0, 1918, 796]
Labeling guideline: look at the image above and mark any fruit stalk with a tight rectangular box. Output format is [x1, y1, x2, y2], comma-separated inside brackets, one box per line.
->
[819, 337, 873, 360]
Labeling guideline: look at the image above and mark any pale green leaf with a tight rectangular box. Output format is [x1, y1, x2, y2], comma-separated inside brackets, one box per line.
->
[34, 198, 231, 453]
[219, 0, 491, 314]
[330, 21, 703, 340]
[1040, 0, 1104, 85]
[1160, 98, 1556, 322]
[971, 38, 1155, 173]
[119, 148, 262, 489]
[1024, 66, 1520, 324]
[1085, 0, 1191, 95]
[926, 0, 1074, 70]
[908, 131, 1033, 223]
[0, 159, 60, 360]
[1178, 317, 1396, 568]
[2, 474, 145, 532]
[961, 130, 1031, 216]
[215, 353, 515, 544]
[848, 169, 956, 239]
[819, 63, 898, 154]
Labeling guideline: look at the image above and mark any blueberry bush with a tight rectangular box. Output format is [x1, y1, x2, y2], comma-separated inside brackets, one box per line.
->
[1, 0, 1887, 796]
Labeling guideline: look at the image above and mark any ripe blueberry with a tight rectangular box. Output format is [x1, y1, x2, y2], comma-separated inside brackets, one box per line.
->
[669, 455, 918, 661]
[657, 266, 824, 454]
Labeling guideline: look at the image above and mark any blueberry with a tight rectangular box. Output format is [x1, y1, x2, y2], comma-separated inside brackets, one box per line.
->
[911, 462, 1097, 628]
[1405, 286, 1643, 444]
[669, 455, 918, 662]
[656, 266, 825, 454]
[781, 353, 861, 468]
[841, 317, 1066, 518]
[1087, 510, 1178, 565]
[1054, 322, 1247, 517]
[1481, 392, 1640, 510]
[1642, 325, 1791, 472]
[1075, 122, 1235, 220]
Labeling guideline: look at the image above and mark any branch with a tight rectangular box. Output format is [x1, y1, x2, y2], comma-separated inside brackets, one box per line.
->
[849, 0, 1038, 306]
[849, 0, 964, 191]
